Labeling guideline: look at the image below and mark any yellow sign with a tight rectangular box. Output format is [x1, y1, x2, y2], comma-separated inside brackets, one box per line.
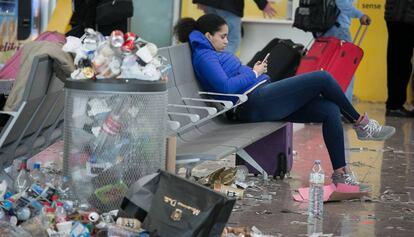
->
[181, 0, 203, 19]
[46, 0, 72, 33]
[244, 0, 288, 21]
[351, 0, 388, 102]
[0, 17, 19, 65]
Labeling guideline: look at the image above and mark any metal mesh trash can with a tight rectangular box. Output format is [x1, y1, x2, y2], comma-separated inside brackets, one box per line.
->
[63, 79, 167, 212]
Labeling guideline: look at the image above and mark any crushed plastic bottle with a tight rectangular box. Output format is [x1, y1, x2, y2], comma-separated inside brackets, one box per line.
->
[87, 96, 131, 176]
[55, 202, 67, 223]
[14, 161, 30, 193]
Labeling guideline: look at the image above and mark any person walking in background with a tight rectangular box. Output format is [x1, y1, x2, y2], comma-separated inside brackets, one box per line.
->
[193, 0, 276, 53]
[315, 0, 371, 104]
[384, 0, 414, 117]
[67, 0, 130, 37]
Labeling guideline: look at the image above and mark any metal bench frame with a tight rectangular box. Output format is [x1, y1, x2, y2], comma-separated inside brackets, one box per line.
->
[0, 55, 64, 181]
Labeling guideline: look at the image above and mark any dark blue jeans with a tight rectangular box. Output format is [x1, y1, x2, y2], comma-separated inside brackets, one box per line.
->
[235, 71, 361, 170]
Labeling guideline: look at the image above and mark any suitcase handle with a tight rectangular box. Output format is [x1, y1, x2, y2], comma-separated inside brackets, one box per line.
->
[353, 25, 368, 46]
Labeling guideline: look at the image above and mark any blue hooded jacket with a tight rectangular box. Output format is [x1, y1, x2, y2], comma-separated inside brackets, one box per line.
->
[188, 31, 269, 103]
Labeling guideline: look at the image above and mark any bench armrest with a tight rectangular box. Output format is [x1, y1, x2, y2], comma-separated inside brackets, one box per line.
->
[168, 112, 200, 123]
[198, 91, 248, 103]
[0, 110, 18, 147]
[181, 97, 233, 109]
[168, 104, 217, 116]
[167, 120, 181, 131]
[0, 110, 18, 117]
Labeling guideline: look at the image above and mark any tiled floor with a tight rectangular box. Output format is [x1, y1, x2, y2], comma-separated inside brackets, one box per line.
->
[199, 101, 414, 236]
[27, 101, 414, 236]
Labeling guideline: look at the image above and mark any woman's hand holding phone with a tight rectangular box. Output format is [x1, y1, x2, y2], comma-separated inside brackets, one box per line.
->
[253, 53, 269, 77]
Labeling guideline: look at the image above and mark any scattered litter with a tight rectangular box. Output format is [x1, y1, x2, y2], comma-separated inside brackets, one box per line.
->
[359, 196, 374, 202]
[261, 193, 272, 201]
[214, 181, 244, 199]
[222, 226, 280, 237]
[280, 209, 305, 215]
[379, 189, 414, 204]
[235, 180, 255, 189]
[290, 221, 308, 225]
[402, 207, 414, 213]
[245, 194, 255, 198]
[235, 165, 249, 182]
[346, 146, 394, 153]
[222, 226, 250, 236]
[348, 161, 375, 168]
[359, 220, 375, 225]
[255, 210, 272, 215]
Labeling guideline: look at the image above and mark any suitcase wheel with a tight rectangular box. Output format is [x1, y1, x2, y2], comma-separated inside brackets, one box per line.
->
[274, 153, 287, 180]
[279, 171, 286, 180]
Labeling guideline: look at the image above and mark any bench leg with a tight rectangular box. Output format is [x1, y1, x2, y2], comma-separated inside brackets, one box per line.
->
[237, 149, 269, 180]
[165, 136, 177, 173]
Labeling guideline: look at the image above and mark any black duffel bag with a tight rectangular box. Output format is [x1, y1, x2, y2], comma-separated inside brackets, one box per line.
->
[247, 38, 305, 82]
[96, 0, 133, 25]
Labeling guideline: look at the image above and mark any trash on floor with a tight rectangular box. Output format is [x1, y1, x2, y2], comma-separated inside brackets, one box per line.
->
[222, 225, 280, 237]
[293, 183, 370, 202]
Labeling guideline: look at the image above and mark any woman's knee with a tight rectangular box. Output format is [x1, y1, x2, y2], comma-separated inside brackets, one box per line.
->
[317, 71, 335, 81]
[317, 71, 339, 87]
[306, 71, 333, 82]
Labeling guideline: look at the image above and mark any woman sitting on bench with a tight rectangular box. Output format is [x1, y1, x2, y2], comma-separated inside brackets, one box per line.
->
[174, 14, 395, 190]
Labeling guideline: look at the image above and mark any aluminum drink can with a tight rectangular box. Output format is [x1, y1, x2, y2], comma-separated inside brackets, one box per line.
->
[110, 30, 124, 48]
[121, 40, 135, 53]
[124, 32, 137, 42]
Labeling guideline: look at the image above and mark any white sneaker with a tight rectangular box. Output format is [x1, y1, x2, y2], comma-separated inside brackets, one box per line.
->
[353, 113, 395, 141]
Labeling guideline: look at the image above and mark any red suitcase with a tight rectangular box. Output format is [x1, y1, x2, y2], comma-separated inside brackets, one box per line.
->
[295, 25, 367, 92]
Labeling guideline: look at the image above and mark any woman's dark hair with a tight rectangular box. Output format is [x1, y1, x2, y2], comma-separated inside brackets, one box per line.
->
[174, 14, 227, 43]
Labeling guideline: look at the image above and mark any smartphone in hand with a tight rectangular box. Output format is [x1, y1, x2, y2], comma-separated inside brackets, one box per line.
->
[262, 53, 270, 63]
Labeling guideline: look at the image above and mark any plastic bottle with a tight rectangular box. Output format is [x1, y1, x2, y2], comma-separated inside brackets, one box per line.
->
[55, 202, 67, 223]
[29, 162, 45, 186]
[307, 217, 323, 237]
[89, 97, 130, 168]
[13, 161, 30, 193]
[39, 202, 51, 226]
[308, 160, 324, 219]
[235, 165, 249, 183]
[46, 207, 56, 226]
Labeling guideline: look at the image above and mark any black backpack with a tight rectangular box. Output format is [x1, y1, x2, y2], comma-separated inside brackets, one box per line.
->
[293, 0, 340, 33]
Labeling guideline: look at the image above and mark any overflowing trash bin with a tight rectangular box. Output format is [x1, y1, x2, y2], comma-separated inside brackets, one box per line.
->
[63, 78, 167, 212]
